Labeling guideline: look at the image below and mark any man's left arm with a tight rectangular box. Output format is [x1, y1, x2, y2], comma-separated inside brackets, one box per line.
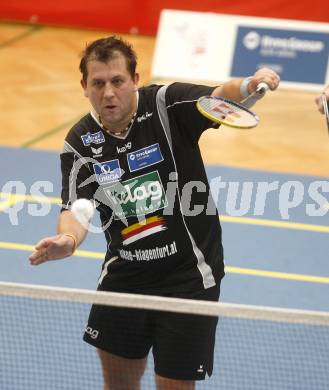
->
[212, 67, 280, 103]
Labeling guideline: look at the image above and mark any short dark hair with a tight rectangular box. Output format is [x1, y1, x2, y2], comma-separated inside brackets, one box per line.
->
[79, 36, 137, 82]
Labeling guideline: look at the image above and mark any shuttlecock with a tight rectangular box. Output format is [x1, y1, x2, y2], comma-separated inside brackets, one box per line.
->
[71, 199, 95, 227]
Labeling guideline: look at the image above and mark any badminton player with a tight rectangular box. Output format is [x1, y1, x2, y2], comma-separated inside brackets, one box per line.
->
[29, 36, 280, 389]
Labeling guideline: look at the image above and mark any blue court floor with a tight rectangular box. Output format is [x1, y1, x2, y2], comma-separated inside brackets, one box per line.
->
[1, 146, 329, 389]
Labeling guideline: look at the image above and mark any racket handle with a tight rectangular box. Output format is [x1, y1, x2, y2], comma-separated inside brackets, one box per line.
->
[241, 82, 269, 108]
[256, 82, 269, 94]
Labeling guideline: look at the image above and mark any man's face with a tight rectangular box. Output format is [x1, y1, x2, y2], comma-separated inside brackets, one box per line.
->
[81, 52, 139, 131]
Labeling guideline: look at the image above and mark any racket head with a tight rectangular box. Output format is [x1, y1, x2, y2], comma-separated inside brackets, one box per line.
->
[321, 93, 329, 133]
[197, 96, 259, 129]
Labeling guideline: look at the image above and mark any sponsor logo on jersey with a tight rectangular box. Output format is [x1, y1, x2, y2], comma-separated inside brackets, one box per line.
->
[121, 216, 167, 245]
[197, 365, 204, 373]
[81, 131, 105, 146]
[136, 111, 153, 123]
[127, 143, 163, 172]
[117, 141, 132, 154]
[104, 170, 168, 220]
[93, 159, 122, 185]
[85, 326, 99, 339]
[118, 241, 177, 261]
[91, 146, 103, 157]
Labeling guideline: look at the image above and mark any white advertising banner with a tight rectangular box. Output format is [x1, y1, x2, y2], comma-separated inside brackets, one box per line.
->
[151, 9, 329, 90]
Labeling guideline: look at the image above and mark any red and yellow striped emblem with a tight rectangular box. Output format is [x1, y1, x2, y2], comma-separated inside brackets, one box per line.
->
[121, 216, 167, 245]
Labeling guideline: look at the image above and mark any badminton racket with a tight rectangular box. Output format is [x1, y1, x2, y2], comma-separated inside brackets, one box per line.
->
[321, 93, 329, 135]
[196, 83, 269, 129]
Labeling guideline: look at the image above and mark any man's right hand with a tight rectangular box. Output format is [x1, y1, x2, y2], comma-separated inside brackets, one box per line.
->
[29, 234, 76, 265]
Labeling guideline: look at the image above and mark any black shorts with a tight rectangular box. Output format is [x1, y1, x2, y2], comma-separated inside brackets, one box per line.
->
[83, 282, 221, 381]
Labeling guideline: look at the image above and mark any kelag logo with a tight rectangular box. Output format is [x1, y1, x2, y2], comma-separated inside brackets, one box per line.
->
[104, 171, 168, 220]
[81, 131, 105, 146]
[231, 26, 329, 85]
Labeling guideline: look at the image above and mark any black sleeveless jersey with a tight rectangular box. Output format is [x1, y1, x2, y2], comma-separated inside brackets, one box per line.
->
[61, 83, 224, 294]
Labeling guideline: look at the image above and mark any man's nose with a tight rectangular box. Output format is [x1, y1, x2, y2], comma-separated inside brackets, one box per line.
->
[104, 82, 114, 98]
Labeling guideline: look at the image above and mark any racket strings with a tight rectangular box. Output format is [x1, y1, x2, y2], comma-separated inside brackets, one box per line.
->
[206, 100, 241, 119]
[198, 96, 259, 128]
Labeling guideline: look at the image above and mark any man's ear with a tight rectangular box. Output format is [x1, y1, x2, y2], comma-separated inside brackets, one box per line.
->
[81, 79, 88, 97]
[133, 73, 140, 91]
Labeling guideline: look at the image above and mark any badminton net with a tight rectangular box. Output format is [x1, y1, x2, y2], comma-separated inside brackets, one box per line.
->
[0, 281, 329, 390]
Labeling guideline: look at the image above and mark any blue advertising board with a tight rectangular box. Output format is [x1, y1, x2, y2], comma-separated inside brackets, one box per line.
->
[231, 26, 329, 85]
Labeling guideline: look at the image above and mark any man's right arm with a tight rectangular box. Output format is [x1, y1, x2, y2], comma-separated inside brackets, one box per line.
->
[29, 210, 88, 266]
